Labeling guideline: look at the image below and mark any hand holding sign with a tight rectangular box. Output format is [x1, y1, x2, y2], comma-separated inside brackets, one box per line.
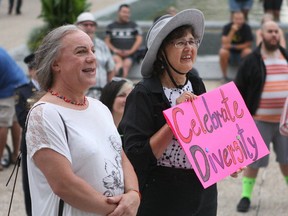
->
[163, 82, 269, 188]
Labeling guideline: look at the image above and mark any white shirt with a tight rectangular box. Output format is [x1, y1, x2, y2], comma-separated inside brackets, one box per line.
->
[26, 97, 124, 216]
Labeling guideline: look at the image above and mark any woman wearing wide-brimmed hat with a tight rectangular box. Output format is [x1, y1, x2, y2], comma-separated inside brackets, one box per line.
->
[119, 9, 217, 215]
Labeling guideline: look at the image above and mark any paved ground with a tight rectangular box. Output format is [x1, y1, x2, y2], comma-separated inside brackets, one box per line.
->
[0, 0, 288, 215]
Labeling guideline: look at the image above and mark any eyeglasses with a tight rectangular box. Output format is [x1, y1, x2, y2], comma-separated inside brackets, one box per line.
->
[172, 39, 200, 49]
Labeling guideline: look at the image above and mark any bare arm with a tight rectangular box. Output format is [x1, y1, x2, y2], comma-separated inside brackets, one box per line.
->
[149, 124, 174, 159]
[255, 29, 262, 46]
[280, 28, 286, 48]
[222, 24, 238, 48]
[105, 35, 120, 53]
[33, 149, 117, 215]
[233, 41, 252, 51]
[122, 151, 139, 193]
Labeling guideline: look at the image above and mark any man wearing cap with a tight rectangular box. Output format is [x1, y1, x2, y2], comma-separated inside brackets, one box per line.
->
[14, 53, 39, 216]
[105, 4, 143, 78]
[76, 12, 115, 99]
[0, 47, 28, 171]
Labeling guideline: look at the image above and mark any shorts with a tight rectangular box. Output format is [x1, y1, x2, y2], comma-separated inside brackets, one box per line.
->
[112, 53, 135, 63]
[229, 50, 241, 66]
[229, 0, 253, 12]
[264, 0, 283, 11]
[0, 96, 16, 127]
[249, 120, 288, 169]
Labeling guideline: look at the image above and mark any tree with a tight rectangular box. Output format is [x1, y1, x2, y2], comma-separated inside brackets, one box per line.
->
[28, 0, 91, 51]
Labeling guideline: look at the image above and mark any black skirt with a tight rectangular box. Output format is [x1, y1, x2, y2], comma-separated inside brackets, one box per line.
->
[137, 166, 217, 216]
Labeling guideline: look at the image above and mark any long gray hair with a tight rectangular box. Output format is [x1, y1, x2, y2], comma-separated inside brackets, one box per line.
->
[35, 24, 80, 91]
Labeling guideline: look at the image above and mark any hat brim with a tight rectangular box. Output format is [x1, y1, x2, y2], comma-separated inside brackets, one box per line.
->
[141, 9, 205, 78]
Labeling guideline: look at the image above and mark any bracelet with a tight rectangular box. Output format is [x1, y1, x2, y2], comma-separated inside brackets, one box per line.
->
[126, 188, 141, 200]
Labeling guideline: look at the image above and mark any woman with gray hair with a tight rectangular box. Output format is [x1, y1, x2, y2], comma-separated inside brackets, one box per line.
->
[25, 25, 140, 216]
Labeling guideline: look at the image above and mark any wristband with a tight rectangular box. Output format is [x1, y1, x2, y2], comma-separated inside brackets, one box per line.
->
[126, 188, 141, 200]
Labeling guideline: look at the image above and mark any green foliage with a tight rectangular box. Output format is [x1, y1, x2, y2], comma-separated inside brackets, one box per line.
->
[40, 0, 91, 28]
[27, 25, 50, 52]
[27, 0, 91, 51]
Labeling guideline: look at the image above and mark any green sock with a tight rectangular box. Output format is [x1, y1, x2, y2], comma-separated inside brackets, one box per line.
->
[241, 177, 256, 200]
[285, 176, 288, 185]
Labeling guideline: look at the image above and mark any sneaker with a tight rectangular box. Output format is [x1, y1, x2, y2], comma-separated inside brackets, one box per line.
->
[237, 197, 250, 212]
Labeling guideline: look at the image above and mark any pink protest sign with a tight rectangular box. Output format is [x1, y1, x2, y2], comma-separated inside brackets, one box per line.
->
[163, 82, 269, 188]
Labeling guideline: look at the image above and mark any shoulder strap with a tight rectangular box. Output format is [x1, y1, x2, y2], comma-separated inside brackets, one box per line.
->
[58, 112, 68, 142]
[58, 199, 64, 216]
[57, 112, 67, 215]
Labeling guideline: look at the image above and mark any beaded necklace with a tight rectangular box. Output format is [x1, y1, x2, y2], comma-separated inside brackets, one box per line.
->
[48, 89, 87, 106]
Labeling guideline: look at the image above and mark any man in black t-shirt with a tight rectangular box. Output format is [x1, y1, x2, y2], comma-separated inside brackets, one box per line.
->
[219, 11, 253, 82]
[105, 4, 143, 78]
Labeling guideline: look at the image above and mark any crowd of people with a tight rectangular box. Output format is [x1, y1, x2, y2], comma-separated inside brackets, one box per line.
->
[222, 1, 288, 213]
[219, 0, 286, 82]
[1, 2, 288, 216]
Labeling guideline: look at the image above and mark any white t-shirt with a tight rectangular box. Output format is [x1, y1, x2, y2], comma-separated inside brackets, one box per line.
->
[26, 97, 124, 216]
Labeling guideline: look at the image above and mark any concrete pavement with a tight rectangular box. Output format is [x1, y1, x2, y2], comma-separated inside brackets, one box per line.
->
[0, 0, 288, 215]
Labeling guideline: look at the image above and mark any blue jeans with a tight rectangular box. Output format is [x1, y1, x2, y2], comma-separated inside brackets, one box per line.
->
[229, 0, 253, 11]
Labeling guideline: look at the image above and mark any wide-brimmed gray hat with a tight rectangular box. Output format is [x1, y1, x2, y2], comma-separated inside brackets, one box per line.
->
[141, 9, 205, 78]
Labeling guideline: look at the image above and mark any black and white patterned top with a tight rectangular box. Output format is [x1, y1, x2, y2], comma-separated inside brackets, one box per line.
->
[157, 81, 193, 169]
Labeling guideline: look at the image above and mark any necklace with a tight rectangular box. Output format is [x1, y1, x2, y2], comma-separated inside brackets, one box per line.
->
[48, 89, 87, 106]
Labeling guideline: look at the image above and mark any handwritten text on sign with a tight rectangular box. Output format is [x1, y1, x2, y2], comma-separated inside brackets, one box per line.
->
[163, 82, 269, 188]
